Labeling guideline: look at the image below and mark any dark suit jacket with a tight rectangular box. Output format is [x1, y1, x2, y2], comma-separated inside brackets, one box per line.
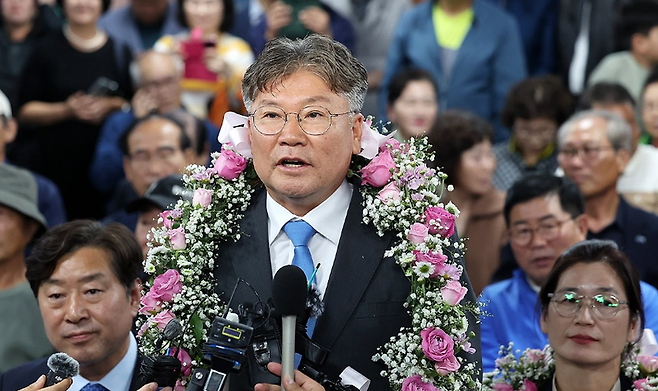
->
[537, 373, 632, 391]
[214, 184, 481, 391]
[0, 356, 142, 391]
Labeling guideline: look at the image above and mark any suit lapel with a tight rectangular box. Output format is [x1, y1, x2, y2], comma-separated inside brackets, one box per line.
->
[227, 188, 273, 301]
[313, 186, 396, 350]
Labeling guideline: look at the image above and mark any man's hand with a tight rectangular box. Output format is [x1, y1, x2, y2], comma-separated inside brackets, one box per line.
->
[134, 382, 171, 391]
[18, 375, 72, 391]
[265, 1, 293, 40]
[131, 89, 159, 118]
[298, 6, 331, 36]
[254, 362, 326, 391]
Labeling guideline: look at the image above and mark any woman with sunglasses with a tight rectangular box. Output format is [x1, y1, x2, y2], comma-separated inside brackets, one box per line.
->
[536, 239, 644, 391]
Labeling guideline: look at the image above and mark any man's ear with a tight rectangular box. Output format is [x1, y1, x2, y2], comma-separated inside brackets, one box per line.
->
[129, 278, 142, 317]
[351, 113, 364, 156]
[123, 156, 136, 187]
[574, 214, 589, 239]
[615, 148, 631, 174]
[2, 118, 18, 144]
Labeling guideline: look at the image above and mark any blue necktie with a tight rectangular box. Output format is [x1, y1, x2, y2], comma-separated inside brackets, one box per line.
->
[80, 384, 109, 391]
[283, 219, 317, 367]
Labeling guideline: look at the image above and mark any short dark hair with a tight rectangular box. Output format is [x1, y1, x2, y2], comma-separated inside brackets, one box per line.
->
[579, 82, 636, 111]
[119, 113, 191, 156]
[427, 110, 493, 184]
[56, 0, 111, 13]
[503, 174, 584, 226]
[242, 35, 368, 112]
[25, 220, 143, 297]
[166, 109, 207, 156]
[501, 75, 573, 128]
[538, 239, 645, 339]
[177, 0, 234, 32]
[618, 0, 658, 51]
[386, 68, 438, 106]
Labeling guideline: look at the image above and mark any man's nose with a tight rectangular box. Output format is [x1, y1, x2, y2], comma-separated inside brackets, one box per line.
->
[64, 294, 88, 323]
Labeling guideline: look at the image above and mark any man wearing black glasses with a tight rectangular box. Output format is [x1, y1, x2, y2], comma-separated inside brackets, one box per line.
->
[479, 173, 658, 373]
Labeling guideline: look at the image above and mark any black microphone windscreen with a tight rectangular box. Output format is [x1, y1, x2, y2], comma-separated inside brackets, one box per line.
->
[163, 318, 183, 341]
[47, 352, 80, 378]
[273, 265, 308, 316]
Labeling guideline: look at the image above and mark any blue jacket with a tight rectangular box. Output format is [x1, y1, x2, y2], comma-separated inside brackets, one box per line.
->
[479, 268, 658, 372]
[98, 2, 185, 55]
[379, 0, 526, 142]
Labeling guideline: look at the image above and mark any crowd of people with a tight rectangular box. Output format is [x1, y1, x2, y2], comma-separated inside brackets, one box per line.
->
[2, 0, 658, 390]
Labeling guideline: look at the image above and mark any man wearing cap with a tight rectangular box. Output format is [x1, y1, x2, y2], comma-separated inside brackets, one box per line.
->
[0, 88, 66, 227]
[126, 174, 192, 258]
[0, 164, 53, 372]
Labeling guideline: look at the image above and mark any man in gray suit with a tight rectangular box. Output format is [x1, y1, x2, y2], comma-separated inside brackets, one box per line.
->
[213, 34, 480, 391]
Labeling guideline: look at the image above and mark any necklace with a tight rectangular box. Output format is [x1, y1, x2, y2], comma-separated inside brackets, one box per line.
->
[63, 24, 106, 51]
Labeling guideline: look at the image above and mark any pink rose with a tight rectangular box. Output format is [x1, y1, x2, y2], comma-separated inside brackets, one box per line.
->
[152, 309, 175, 330]
[414, 250, 448, 278]
[401, 375, 439, 391]
[407, 223, 429, 244]
[171, 348, 193, 377]
[492, 384, 514, 391]
[377, 181, 401, 202]
[151, 269, 183, 302]
[168, 227, 187, 250]
[360, 149, 396, 187]
[193, 188, 214, 208]
[421, 327, 455, 362]
[139, 290, 163, 314]
[174, 380, 185, 391]
[522, 379, 538, 391]
[638, 355, 658, 374]
[441, 280, 468, 305]
[435, 353, 460, 375]
[213, 148, 247, 180]
[160, 210, 173, 229]
[424, 207, 456, 238]
[635, 378, 650, 391]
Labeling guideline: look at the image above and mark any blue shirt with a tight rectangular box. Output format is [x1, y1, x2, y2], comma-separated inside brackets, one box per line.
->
[479, 268, 658, 372]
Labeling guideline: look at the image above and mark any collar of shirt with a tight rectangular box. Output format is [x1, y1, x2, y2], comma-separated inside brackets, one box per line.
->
[70, 333, 138, 391]
[267, 179, 353, 296]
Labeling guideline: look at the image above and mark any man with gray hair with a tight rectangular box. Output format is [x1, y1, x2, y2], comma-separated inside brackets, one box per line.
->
[214, 34, 479, 390]
[90, 50, 220, 197]
[557, 109, 658, 287]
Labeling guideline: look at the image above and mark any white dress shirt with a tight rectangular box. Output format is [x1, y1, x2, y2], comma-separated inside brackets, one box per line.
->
[267, 180, 353, 298]
[69, 333, 138, 391]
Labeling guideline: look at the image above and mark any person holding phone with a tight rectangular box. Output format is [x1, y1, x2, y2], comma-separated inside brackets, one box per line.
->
[17, 0, 132, 220]
[154, 0, 254, 123]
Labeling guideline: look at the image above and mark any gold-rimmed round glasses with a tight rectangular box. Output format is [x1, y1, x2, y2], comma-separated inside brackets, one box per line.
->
[248, 105, 354, 136]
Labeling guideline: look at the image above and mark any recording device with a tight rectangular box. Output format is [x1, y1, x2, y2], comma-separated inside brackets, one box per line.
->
[185, 277, 368, 391]
[135, 319, 183, 389]
[272, 265, 307, 386]
[45, 352, 79, 386]
[87, 76, 119, 97]
[278, 0, 322, 39]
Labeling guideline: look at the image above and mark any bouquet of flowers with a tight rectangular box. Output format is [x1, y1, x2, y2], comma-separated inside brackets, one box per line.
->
[484, 341, 658, 391]
[136, 115, 481, 391]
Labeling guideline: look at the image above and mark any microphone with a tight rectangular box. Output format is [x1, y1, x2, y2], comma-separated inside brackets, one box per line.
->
[45, 353, 80, 386]
[154, 318, 183, 353]
[272, 265, 308, 386]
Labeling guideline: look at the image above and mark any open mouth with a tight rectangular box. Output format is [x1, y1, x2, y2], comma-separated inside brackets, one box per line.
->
[279, 159, 307, 168]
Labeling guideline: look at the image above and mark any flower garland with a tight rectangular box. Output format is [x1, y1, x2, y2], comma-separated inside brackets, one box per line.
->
[483, 343, 658, 391]
[136, 116, 481, 391]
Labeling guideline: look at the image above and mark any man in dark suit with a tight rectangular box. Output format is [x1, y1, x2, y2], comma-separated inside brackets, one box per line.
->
[214, 34, 480, 391]
[0, 221, 144, 391]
